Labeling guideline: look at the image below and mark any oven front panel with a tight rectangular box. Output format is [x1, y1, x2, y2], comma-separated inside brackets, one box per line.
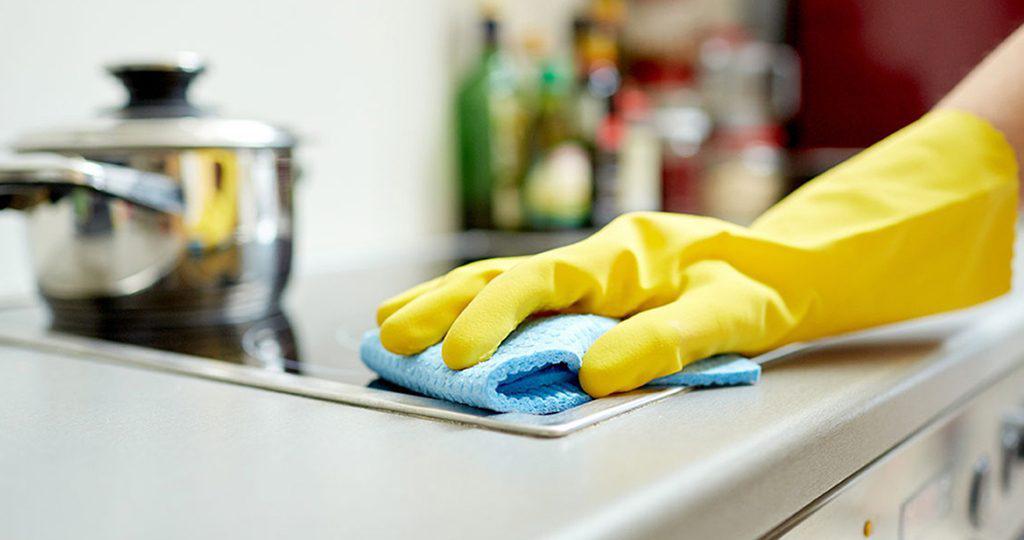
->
[778, 359, 1024, 539]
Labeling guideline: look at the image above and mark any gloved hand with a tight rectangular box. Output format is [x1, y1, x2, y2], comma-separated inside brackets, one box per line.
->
[377, 110, 1018, 397]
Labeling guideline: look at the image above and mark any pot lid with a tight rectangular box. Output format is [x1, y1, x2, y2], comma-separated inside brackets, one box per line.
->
[14, 53, 296, 152]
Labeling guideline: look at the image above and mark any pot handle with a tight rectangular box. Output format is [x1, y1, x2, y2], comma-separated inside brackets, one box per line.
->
[0, 154, 183, 214]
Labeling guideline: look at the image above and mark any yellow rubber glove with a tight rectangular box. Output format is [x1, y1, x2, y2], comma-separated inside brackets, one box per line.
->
[377, 110, 1018, 397]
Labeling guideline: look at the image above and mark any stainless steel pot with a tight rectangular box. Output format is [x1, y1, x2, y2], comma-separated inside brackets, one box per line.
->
[0, 54, 297, 329]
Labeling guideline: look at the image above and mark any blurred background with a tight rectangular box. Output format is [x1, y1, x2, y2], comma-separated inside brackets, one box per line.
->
[2, 0, 1023, 298]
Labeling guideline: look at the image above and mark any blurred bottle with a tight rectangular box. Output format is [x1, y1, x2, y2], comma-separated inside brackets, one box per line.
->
[654, 82, 711, 215]
[614, 86, 662, 216]
[696, 26, 797, 224]
[572, 11, 622, 147]
[593, 110, 623, 225]
[456, 13, 528, 230]
[572, 1, 628, 227]
[521, 35, 592, 230]
[592, 85, 663, 227]
[629, 61, 713, 216]
[701, 125, 784, 225]
[699, 26, 798, 127]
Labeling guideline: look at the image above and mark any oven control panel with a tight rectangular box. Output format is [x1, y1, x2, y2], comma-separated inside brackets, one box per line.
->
[778, 360, 1024, 539]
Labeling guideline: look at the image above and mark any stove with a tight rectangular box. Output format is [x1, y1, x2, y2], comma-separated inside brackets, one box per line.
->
[0, 232, 747, 437]
[4, 233, 1024, 536]
[0, 228, 1012, 441]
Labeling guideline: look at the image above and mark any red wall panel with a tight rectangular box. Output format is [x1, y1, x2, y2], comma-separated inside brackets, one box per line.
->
[788, 0, 1024, 149]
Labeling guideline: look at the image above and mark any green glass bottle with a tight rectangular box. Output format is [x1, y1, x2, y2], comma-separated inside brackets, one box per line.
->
[456, 16, 526, 230]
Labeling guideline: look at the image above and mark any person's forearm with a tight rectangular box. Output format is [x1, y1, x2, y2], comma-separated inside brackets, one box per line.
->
[938, 24, 1024, 158]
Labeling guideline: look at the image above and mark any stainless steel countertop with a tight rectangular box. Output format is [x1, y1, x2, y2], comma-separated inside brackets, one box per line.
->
[3, 289, 1023, 539]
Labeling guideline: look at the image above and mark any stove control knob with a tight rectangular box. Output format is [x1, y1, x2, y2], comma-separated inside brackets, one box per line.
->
[1008, 409, 1024, 460]
[1002, 409, 1024, 492]
[968, 456, 990, 530]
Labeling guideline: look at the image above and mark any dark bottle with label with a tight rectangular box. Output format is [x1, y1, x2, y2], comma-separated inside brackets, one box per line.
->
[521, 51, 593, 231]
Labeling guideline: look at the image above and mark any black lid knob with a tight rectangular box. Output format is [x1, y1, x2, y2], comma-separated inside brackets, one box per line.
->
[107, 53, 207, 119]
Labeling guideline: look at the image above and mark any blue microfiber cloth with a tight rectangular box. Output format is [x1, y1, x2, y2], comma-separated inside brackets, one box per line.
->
[360, 314, 760, 415]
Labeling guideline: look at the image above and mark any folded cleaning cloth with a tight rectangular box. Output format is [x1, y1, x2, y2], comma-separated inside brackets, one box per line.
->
[360, 314, 760, 415]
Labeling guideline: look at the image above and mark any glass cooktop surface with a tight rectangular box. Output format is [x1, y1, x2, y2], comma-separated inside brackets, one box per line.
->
[0, 232, 710, 437]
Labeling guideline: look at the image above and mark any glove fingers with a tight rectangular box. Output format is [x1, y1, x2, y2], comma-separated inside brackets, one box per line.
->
[579, 260, 794, 397]
[442, 257, 565, 368]
[378, 257, 524, 355]
[579, 294, 724, 398]
[376, 277, 443, 326]
[379, 275, 492, 355]
[441, 254, 599, 369]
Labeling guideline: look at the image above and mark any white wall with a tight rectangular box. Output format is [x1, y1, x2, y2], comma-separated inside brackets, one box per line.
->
[0, 0, 585, 299]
